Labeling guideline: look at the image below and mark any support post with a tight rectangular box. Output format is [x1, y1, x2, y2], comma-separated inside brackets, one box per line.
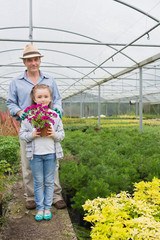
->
[29, 0, 33, 42]
[106, 103, 108, 116]
[98, 85, 101, 128]
[70, 98, 72, 118]
[80, 93, 82, 118]
[118, 100, 120, 116]
[139, 67, 143, 132]
[136, 98, 138, 120]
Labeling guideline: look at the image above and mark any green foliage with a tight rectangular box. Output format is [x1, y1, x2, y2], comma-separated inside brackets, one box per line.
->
[60, 161, 88, 196]
[83, 178, 160, 240]
[60, 126, 160, 214]
[0, 136, 20, 165]
[0, 160, 12, 176]
[0, 192, 13, 230]
[0, 134, 21, 230]
[0, 135, 20, 191]
[72, 178, 110, 212]
[0, 216, 8, 231]
[73, 224, 91, 240]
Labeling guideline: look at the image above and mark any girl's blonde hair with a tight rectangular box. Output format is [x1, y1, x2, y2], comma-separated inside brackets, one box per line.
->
[30, 84, 53, 108]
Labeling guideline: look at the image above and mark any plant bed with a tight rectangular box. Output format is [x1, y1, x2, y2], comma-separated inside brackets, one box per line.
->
[0, 135, 21, 225]
[68, 207, 91, 239]
[0, 194, 2, 216]
[83, 178, 160, 239]
[60, 126, 160, 237]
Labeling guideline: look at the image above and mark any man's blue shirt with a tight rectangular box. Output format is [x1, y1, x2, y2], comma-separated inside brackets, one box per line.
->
[7, 70, 62, 120]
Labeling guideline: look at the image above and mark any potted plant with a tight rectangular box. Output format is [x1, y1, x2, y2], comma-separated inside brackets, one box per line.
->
[23, 104, 57, 136]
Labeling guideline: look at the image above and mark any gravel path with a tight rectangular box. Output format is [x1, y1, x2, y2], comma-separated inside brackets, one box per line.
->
[0, 180, 77, 240]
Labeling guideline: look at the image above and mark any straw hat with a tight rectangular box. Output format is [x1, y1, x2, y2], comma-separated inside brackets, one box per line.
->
[20, 44, 44, 59]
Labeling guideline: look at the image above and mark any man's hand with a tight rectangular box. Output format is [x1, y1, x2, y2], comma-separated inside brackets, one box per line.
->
[19, 110, 27, 120]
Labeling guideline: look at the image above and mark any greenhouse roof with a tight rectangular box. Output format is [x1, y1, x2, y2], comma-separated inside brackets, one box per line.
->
[0, 0, 160, 103]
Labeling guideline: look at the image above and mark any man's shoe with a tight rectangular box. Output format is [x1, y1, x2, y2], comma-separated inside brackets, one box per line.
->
[26, 200, 36, 210]
[54, 200, 67, 209]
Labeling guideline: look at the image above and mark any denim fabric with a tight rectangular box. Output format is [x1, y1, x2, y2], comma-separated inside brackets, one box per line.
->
[30, 153, 56, 211]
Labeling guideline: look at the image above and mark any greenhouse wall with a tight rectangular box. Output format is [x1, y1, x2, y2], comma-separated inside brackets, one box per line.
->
[62, 102, 138, 117]
[62, 102, 160, 118]
[1, 101, 160, 117]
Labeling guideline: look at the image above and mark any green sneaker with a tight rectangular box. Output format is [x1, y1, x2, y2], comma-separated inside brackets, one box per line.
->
[44, 210, 52, 220]
[35, 211, 44, 221]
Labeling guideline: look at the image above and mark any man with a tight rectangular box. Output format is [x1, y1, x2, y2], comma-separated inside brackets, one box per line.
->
[7, 44, 66, 210]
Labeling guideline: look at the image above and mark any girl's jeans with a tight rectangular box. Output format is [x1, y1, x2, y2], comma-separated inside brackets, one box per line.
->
[29, 153, 56, 211]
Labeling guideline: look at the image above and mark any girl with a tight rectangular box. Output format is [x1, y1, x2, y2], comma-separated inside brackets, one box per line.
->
[19, 84, 65, 221]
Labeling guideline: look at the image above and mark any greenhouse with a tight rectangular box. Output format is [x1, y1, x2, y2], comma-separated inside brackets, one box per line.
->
[1, 1, 160, 239]
[0, 0, 160, 120]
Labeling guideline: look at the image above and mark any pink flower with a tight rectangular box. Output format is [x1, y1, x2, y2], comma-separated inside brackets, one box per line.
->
[23, 104, 57, 130]
[53, 113, 58, 118]
[41, 116, 49, 120]
[32, 116, 37, 119]
[50, 119, 55, 125]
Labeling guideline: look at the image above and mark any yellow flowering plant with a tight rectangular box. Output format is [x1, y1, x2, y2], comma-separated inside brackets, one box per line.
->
[83, 177, 160, 240]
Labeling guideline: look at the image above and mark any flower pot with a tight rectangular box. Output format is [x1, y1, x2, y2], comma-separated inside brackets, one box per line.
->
[39, 125, 50, 137]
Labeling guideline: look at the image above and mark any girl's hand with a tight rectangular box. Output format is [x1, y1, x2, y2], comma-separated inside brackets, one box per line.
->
[32, 129, 40, 138]
[47, 126, 55, 138]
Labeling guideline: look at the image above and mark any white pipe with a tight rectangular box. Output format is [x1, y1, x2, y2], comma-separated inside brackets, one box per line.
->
[139, 67, 143, 132]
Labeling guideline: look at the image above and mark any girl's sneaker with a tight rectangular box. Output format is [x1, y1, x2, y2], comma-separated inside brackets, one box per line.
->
[44, 210, 52, 220]
[35, 211, 44, 221]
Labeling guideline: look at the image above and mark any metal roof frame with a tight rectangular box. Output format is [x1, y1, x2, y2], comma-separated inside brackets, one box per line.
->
[0, 0, 159, 104]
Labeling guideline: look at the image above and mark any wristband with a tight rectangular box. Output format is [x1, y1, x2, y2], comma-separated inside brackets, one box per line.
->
[53, 108, 62, 119]
[19, 110, 27, 120]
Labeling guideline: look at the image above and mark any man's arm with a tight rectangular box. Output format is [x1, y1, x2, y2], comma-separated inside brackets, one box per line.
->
[51, 80, 63, 118]
[7, 81, 22, 120]
[52, 81, 62, 110]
